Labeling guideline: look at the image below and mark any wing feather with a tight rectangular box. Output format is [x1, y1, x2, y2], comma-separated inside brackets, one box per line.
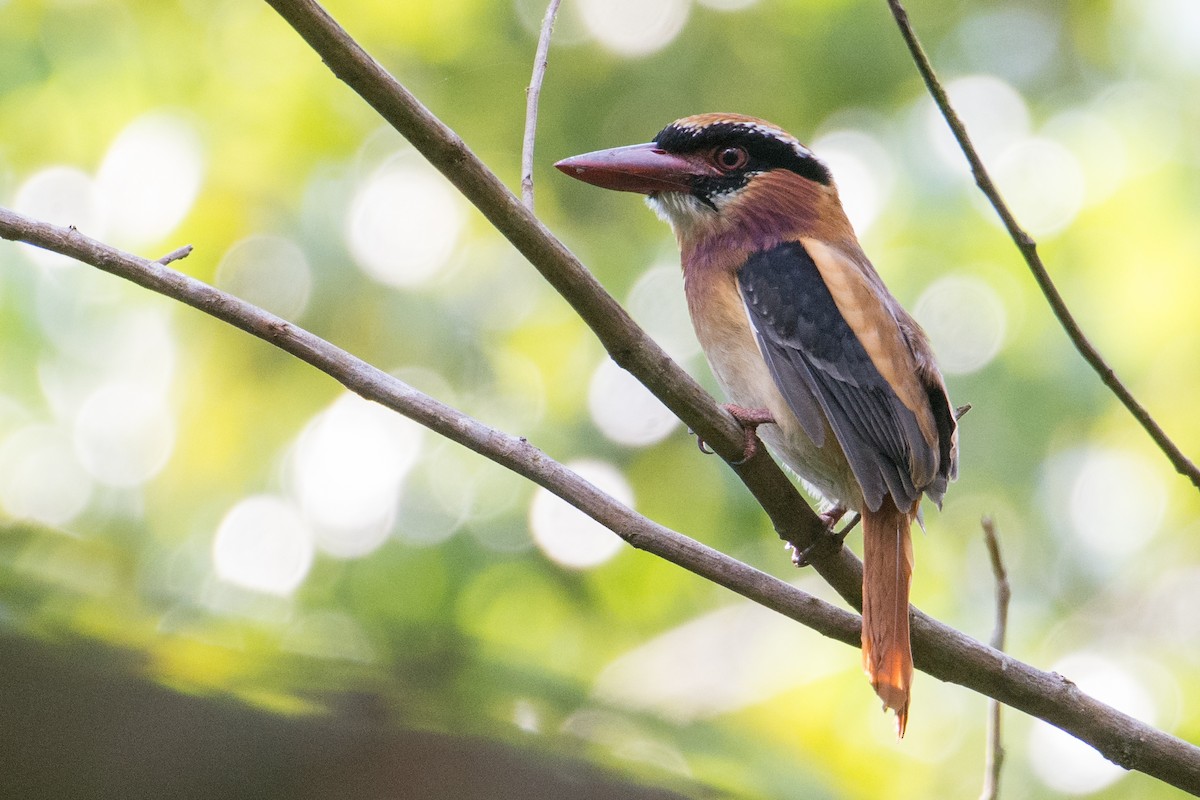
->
[738, 240, 937, 513]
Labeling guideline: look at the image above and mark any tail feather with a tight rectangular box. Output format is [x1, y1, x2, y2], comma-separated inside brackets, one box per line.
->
[861, 496, 915, 737]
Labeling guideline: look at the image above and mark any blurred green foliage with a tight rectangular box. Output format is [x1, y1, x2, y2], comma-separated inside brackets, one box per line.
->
[1, 0, 1199, 797]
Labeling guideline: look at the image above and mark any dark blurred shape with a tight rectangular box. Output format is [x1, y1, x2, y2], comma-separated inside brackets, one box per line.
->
[0, 635, 701, 800]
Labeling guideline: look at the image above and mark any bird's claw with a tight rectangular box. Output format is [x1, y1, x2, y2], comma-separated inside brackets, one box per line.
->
[791, 507, 857, 567]
[728, 425, 760, 466]
[697, 424, 760, 464]
[694, 404, 774, 463]
[696, 404, 773, 465]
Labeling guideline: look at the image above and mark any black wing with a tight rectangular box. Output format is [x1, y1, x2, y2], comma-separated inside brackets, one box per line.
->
[738, 240, 933, 513]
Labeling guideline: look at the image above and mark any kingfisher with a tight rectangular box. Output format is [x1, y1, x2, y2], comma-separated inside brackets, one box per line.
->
[555, 113, 958, 736]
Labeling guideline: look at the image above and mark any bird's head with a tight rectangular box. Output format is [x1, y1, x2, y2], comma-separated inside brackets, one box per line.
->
[555, 113, 844, 247]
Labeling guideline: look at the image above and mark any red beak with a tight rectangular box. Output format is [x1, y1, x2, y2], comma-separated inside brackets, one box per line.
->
[554, 142, 701, 195]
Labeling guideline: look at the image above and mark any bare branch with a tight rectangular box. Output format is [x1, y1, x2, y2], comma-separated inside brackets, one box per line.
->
[885, 0, 1200, 492]
[980, 516, 1011, 800]
[257, 0, 854, 600]
[249, 2, 1200, 789]
[10, 160, 1200, 800]
[521, 0, 562, 209]
[0, 205, 856, 647]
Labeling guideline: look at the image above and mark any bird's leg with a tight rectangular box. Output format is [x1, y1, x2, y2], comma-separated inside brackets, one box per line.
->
[724, 404, 775, 464]
[820, 505, 848, 529]
[791, 507, 859, 567]
[695, 404, 775, 465]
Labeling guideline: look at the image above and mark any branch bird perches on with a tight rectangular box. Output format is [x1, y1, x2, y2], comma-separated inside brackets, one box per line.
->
[6, 9, 1200, 786]
[2, 0, 1197, 789]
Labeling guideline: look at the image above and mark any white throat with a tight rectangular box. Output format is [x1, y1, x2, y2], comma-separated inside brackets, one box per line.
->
[645, 192, 718, 239]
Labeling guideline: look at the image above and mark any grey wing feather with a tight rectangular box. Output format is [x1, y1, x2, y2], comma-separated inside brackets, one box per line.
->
[738, 240, 934, 513]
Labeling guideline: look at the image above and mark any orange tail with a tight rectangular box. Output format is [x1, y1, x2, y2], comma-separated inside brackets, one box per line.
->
[861, 496, 915, 737]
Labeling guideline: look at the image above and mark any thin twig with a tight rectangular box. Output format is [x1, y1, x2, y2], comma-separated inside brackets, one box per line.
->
[156, 244, 193, 265]
[521, 0, 562, 209]
[981, 517, 1010, 662]
[980, 516, 1011, 800]
[885, 0, 1200, 492]
[250, 3, 1200, 789]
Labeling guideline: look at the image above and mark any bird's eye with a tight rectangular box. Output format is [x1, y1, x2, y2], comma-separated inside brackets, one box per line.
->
[714, 146, 749, 172]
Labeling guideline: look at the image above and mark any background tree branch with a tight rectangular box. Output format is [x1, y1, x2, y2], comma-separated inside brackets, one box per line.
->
[5, 189, 1200, 798]
[885, 0, 1200, 492]
[0, 207, 858, 653]
[2, 1, 1196, 796]
[247, 0, 1200, 791]
[258, 0, 858, 605]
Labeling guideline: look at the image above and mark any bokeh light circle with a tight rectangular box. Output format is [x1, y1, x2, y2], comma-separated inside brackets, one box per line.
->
[810, 129, 895, 235]
[96, 111, 205, 248]
[1125, 0, 1200, 74]
[73, 382, 176, 487]
[0, 424, 93, 526]
[577, 0, 689, 57]
[926, 75, 1030, 167]
[530, 459, 631, 569]
[213, 494, 314, 595]
[216, 235, 312, 319]
[13, 166, 103, 268]
[588, 358, 678, 447]
[914, 273, 1006, 375]
[988, 137, 1085, 237]
[291, 393, 424, 558]
[625, 264, 699, 362]
[1068, 448, 1165, 559]
[1028, 653, 1156, 794]
[346, 155, 465, 288]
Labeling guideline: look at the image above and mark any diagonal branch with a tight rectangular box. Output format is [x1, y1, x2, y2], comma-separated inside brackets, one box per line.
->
[257, 0, 861, 605]
[163, 0, 1200, 788]
[246, 1, 1200, 789]
[885, 0, 1200, 492]
[4, 204, 1200, 791]
[0, 207, 854, 648]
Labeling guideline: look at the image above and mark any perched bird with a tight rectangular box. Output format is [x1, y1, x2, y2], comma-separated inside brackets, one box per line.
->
[555, 113, 957, 735]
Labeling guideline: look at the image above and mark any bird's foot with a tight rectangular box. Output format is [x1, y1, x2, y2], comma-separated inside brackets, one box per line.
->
[696, 404, 775, 465]
[791, 506, 858, 567]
